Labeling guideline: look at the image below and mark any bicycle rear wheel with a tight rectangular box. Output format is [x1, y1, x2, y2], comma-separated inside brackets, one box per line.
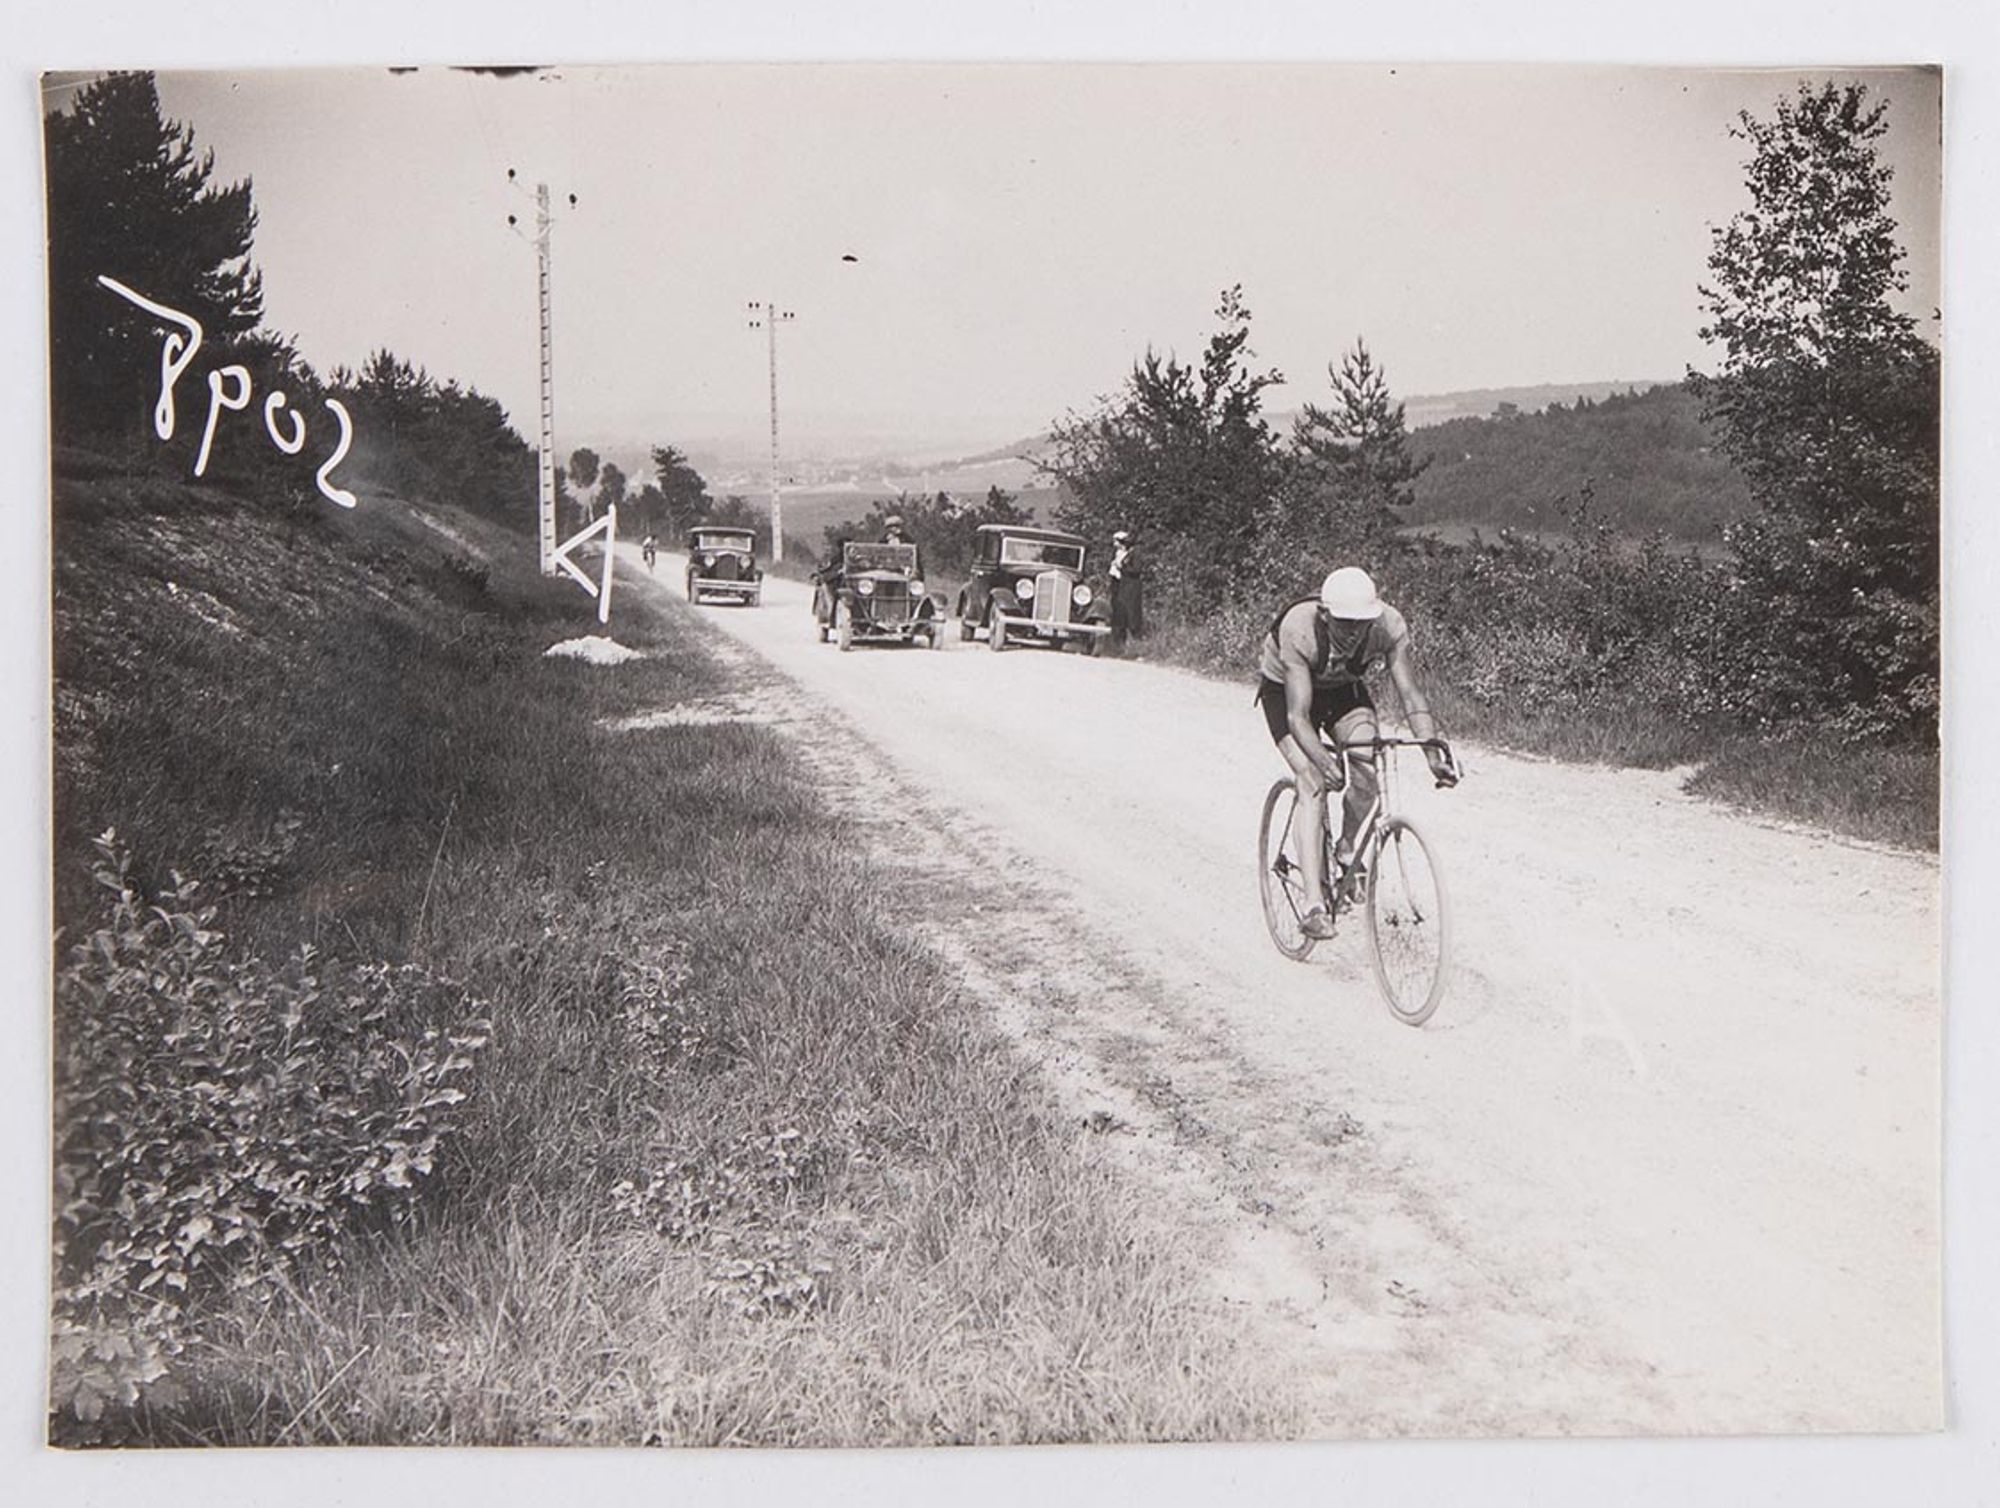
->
[1365, 815, 1450, 1025]
[1258, 779, 1318, 961]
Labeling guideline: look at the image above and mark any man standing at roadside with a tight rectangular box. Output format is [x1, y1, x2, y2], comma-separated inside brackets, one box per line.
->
[1107, 528, 1144, 655]
[1257, 566, 1456, 939]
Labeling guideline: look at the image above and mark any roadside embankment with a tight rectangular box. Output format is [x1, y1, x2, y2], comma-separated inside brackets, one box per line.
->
[50, 455, 1287, 1446]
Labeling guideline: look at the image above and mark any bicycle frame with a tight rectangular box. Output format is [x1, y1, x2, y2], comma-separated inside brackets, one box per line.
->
[1321, 735, 1456, 897]
[1259, 733, 1458, 1023]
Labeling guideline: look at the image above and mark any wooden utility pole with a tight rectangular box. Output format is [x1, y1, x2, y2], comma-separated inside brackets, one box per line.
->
[533, 182, 557, 575]
[747, 301, 796, 562]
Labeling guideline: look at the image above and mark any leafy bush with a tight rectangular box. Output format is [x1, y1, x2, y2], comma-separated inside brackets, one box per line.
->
[51, 832, 491, 1436]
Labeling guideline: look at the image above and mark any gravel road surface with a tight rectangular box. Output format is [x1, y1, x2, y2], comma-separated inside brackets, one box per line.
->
[636, 547, 1940, 1435]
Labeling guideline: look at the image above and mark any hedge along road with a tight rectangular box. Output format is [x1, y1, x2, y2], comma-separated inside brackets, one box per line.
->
[636, 545, 1940, 1435]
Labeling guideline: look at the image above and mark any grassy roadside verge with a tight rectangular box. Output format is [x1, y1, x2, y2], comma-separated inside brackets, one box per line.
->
[1137, 615, 1937, 852]
[52, 458, 1287, 1446]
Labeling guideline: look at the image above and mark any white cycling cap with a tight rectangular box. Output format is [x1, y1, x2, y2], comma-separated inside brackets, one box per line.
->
[1319, 566, 1383, 620]
[1112, 529, 1131, 542]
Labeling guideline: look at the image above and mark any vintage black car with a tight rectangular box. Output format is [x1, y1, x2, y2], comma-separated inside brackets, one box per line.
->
[956, 523, 1111, 652]
[685, 526, 763, 606]
[812, 540, 947, 650]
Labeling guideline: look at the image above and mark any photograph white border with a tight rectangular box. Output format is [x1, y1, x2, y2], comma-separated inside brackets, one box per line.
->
[6, 3, 1993, 1504]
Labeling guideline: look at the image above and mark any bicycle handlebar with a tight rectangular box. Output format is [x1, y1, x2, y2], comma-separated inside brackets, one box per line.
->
[1320, 733, 1462, 787]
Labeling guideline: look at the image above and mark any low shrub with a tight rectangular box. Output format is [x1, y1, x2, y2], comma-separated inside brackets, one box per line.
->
[51, 831, 491, 1439]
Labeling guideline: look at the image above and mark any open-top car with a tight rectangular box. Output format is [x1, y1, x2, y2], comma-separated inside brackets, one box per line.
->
[685, 527, 763, 606]
[813, 540, 947, 650]
[957, 524, 1111, 653]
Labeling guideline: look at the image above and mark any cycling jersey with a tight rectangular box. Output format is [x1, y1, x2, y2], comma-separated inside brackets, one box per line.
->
[1256, 597, 1409, 687]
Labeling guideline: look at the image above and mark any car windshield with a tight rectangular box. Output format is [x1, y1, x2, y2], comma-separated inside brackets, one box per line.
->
[693, 531, 753, 551]
[999, 537, 1084, 570]
[843, 542, 917, 573]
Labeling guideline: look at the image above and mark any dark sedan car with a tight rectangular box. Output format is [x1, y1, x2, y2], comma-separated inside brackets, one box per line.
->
[813, 541, 946, 650]
[685, 527, 763, 606]
[956, 524, 1111, 652]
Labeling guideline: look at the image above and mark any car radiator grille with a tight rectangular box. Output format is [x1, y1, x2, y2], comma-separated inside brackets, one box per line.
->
[871, 587, 912, 623]
[1034, 572, 1072, 624]
[709, 555, 742, 581]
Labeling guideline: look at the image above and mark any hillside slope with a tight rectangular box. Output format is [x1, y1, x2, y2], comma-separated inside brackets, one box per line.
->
[47, 450, 1281, 1446]
[1407, 383, 1754, 541]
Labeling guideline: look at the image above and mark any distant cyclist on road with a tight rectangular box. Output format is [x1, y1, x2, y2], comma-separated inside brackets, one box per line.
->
[641, 533, 658, 570]
[1257, 566, 1456, 939]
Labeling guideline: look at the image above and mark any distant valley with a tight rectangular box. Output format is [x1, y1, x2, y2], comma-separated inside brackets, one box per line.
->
[576, 375, 1750, 548]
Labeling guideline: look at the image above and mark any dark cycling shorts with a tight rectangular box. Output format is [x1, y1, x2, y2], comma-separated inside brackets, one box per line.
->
[1256, 676, 1374, 746]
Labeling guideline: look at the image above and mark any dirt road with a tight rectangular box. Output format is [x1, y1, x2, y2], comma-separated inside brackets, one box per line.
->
[634, 549, 1940, 1436]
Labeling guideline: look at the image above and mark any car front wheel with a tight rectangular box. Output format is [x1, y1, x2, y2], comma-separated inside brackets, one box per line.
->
[837, 601, 854, 652]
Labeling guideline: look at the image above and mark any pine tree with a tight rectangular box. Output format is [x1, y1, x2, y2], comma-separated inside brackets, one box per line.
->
[1290, 338, 1428, 538]
[45, 72, 265, 435]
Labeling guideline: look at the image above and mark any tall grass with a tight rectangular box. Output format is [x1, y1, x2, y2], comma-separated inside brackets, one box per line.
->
[52, 457, 1288, 1445]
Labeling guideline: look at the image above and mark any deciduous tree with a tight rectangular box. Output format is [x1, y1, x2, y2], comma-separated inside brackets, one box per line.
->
[1690, 80, 1939, 739]
[650, 446, 713, 535]
[1047, 285, 1284, 607]
[595, 461, 628, 521]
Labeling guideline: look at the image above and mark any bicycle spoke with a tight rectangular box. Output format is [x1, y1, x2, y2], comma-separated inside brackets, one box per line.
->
[1259, 781, 1317, 959]
[1392, 836, 1426, 925]
[1367, 820, 1450, 1025]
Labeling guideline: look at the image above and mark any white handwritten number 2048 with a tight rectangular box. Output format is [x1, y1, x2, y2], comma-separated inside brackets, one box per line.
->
[98, 275, 358, 509]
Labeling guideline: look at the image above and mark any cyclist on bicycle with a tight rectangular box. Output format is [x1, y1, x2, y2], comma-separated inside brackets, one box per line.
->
[1257, 566, 1456, 939]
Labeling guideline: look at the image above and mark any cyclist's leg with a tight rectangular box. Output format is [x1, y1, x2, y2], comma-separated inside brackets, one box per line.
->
[1260, 681, 1331, 908]
[1330, 700, 1379, 866]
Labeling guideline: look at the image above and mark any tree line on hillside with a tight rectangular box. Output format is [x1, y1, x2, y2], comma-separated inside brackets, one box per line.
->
[562, 444, 717, 542]
[1408, 384, 1756, 542]
[45, 72, 536, 522]
[821, 486, 1035, 579]
[1046, 287, 1427, 609]
[1039, 82, 1937, 746]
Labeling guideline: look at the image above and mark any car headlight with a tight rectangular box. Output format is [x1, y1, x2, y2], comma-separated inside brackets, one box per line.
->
[1015, 578, 1036, 600]
[1071, 583, 1093, 607]
[910, 580, 926, 597]
[699, 553, 713, 567]
[857, 578, 876, 596]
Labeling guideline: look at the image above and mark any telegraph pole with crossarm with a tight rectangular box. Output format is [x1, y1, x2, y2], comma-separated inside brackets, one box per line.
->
[507, 172, 576, 575]
[746, 301, 796, 563]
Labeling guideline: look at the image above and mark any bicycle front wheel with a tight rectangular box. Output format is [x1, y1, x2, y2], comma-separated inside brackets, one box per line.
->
[1365, 815, 1451, 1026]
[1258, 778, 1318, 961]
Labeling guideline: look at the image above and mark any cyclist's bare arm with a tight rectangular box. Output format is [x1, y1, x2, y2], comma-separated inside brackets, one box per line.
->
[1385, 637, 1458, 784]
[1385, 638, 1439, 739]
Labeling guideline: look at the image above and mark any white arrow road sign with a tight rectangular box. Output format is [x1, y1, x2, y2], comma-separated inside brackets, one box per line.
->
[551, 505, 618, 624]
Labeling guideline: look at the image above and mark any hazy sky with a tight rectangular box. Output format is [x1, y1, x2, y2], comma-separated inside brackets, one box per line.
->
[56, 64, 1941, 456]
